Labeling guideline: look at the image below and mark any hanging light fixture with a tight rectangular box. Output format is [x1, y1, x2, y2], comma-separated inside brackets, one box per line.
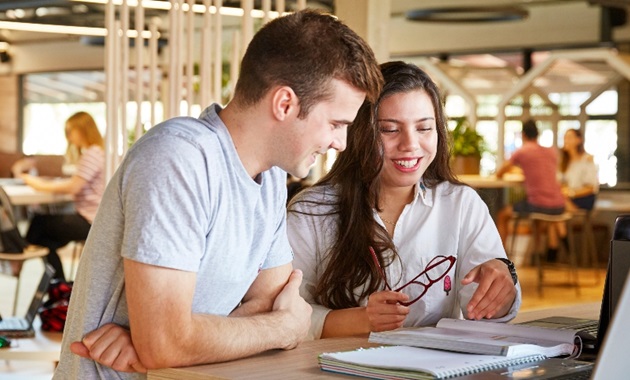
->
[407, 6, 529, 23]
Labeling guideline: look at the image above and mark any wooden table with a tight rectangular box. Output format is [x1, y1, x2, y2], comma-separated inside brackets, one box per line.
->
[0, 318, 63, 362]
[456, 174, 524, 220]
[3, 184, 73, 206]
[594, 191, 630, 213]
[456, 174, 524, 189]
[148, 303, 600, 380]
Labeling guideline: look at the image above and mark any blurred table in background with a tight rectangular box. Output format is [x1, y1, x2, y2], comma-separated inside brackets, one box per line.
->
[2, 183, 73, 206]
[457, 174, 525, 220]
[0, 318, 62, 363]
[457, 174, 524, 189]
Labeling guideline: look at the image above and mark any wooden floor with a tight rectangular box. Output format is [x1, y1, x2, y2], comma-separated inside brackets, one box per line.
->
[510, 233, 606, 311]
[518, 265, 605, 310]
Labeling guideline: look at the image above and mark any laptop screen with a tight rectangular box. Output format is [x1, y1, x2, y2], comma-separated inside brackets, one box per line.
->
[592, 268, 630, 379]
[23, 263, 55, 324]
[597, 215, 630, 349]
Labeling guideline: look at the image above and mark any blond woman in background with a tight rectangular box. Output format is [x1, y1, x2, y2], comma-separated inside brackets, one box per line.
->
[19, 111, 105, 281]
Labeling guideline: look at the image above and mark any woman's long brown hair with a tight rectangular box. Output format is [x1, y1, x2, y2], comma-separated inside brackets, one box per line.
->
[289, 61, 460, 309]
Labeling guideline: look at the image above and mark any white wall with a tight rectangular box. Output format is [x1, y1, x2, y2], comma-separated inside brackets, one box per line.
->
[10, 41, 105, 74]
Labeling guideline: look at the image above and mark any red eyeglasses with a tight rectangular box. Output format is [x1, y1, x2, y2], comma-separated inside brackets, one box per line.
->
[369, 247, 456, 307]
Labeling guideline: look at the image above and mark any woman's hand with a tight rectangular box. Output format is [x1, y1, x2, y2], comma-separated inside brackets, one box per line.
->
[365, 290, 410, 332]
[462, 259, 516, 320]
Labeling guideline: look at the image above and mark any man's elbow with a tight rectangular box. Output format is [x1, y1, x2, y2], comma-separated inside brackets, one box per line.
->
[135, 344, 172, 369]
[133, 333, 184, 369]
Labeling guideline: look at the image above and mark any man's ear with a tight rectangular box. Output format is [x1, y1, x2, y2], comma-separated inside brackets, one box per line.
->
[271, 86, 299, 121]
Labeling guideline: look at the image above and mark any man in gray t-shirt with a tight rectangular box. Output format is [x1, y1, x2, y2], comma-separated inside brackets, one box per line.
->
[54, 9, 382, 379]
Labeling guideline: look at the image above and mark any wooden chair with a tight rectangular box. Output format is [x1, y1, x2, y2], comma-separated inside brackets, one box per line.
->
[0, 245, 49, 315]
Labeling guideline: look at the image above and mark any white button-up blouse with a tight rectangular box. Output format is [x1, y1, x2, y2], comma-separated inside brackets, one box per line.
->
[287, 180, 522, 340]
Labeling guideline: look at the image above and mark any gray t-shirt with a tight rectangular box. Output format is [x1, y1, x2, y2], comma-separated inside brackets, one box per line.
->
[54, 104, 293, 379]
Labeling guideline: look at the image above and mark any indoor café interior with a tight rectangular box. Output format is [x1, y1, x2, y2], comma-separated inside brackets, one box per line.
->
[0, 0, 630, 378]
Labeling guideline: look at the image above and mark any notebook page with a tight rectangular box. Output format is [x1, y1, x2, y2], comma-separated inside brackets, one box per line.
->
[370, 326, 574, 357]
[319, 345, 545, 378]
[437, 318, 577, 344]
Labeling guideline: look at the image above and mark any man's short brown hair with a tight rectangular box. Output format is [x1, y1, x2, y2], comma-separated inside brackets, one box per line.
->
[233, 9, 382, 118]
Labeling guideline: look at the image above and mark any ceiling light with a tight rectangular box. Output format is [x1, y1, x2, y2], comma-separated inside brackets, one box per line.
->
[36, 7, 72, 17]
[6, 9, 26, 19]
[407, 6, 528, 23]
[0, 20, 154, 38]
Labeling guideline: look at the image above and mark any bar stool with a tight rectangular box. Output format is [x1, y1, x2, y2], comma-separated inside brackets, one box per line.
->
[0, 245, 49, 315]
[510, 212, 579, 295]
[569, 209, 600, 282]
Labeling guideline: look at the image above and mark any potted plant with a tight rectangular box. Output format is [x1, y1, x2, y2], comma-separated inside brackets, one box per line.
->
[448, 117, 487, 175]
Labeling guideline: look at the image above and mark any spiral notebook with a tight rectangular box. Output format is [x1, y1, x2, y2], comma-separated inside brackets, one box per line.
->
[319, 345, 548, 380]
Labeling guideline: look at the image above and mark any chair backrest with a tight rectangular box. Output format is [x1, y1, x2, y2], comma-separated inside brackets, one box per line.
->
[0, 186, 28, 253]
[0, 186, 18, 228]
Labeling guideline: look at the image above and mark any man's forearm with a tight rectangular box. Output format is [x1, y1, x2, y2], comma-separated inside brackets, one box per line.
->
[125, 262, 309, 370]
[134, 309, 294, 369]
[229, 298, 274, 317]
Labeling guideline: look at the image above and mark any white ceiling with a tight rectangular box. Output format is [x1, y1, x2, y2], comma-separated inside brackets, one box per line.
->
[2, 0, 630, 103]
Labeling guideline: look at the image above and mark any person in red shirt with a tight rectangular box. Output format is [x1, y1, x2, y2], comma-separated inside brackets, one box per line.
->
[496, 119, 566, 261]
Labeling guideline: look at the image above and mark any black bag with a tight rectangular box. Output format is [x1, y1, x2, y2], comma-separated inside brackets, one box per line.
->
[0, 187, 29, 253]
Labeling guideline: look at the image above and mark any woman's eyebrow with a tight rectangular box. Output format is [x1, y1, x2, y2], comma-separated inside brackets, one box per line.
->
[377, 116, 435, 123]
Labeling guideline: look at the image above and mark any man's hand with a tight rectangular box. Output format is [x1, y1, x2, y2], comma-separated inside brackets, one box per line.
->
[70, 323, 146, 373]
[462, 259, 516, 320]
[365, 291, 410, 332]
[271, 269, 312, 350]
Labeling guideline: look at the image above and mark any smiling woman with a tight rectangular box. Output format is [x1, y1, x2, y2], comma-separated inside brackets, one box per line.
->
[288, 61, 520, 341]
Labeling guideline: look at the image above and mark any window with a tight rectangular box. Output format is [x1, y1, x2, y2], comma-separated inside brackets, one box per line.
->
[22, 71, 107, 155]
[21, 70, 167, 155]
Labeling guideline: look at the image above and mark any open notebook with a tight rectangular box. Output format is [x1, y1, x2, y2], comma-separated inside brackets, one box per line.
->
[0, 264, 54, 338]
[319, 266, 630, 379]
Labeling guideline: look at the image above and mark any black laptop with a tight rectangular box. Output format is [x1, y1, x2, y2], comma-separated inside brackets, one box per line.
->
[0, 263, 54, 338]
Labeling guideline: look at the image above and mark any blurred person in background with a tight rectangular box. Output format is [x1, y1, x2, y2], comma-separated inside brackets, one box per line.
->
[18, 111, 105, 281]
[559, 128, 599, 211]
[496, 119, 566, 262]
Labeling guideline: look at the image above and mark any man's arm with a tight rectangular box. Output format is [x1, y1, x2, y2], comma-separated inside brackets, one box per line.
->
[124, 259, 311, 369]
[495, 161, 514, 179]
[229, 263, 292, 317]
